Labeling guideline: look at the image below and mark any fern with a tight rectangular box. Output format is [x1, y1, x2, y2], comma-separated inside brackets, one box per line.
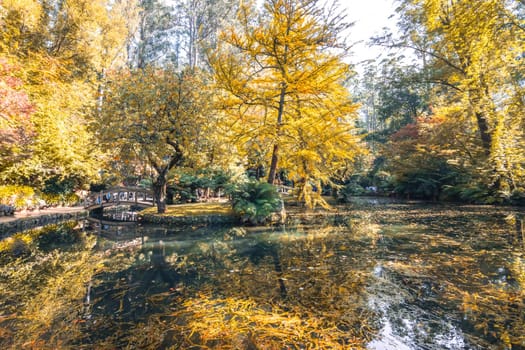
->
[229, 180, 282, 225]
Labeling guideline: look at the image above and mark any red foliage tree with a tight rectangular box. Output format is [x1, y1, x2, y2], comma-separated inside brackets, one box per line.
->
[0, 58, 35, 171]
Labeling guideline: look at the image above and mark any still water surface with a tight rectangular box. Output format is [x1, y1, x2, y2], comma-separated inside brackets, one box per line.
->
[1, 198, 523, 349]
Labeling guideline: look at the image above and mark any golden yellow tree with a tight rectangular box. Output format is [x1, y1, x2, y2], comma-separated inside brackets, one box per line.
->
[0, 0, 136, 191]
[210, 0, 364, 207]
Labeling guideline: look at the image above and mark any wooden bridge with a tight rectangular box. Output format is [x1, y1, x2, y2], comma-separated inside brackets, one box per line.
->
[84, 186, 155, 210]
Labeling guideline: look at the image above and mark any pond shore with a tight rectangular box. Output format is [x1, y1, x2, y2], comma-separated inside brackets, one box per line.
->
[0, 200, 371, 236]
[0, 207, 88, 238]
[0, 197, 463, 237]
[139, 202, 239, 225]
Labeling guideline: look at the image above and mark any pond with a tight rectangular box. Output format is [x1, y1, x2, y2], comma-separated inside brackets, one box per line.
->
[0, 198, 523, 349]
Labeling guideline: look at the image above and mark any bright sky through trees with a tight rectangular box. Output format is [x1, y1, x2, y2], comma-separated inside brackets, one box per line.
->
[345, 0, 397, 67]
[253, 0, 397, 67]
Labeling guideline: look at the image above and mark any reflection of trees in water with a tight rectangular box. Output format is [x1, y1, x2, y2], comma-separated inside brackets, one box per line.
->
[77, 239, 198, 347]
[76, 224, 377, 348]
[507, 213, 525, 250]
[6, 202, 522, 349]
[162, 225, 378, 348]
[241, 240, 288, 299]
[0, 232, 100, 349]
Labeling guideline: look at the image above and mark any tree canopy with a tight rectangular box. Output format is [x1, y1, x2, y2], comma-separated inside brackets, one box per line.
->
[209, 0, 364, 207]
[361, 0, 525, 203]
[96, 67, 211, 212]
[0, 0, 133, 193]
[1, 0, 524, 207]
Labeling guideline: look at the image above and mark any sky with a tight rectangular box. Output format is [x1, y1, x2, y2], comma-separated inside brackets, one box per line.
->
[251, 0, 398, 67]
[342, 0, 398, 67]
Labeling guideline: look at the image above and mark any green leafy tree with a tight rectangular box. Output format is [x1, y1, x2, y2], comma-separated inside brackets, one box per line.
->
[171, 0, 238, 70]
[129, 0, 176, 68]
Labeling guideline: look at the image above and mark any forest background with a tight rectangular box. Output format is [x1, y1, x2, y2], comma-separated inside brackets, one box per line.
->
[1, 0, 524, 213]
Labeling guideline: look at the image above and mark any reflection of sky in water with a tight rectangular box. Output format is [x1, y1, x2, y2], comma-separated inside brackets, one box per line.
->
[366, 270, 468, 350]
[353, 200, 524, 350]
[368, 320, 412, 350]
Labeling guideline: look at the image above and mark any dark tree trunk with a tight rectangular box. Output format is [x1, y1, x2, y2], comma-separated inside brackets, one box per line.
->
[267, 84, 287, 185]
[267, 144, 279, 185]
[149, 140, 183, 214]
[475, 111, 492, 156]
[153, 176, 167, 214]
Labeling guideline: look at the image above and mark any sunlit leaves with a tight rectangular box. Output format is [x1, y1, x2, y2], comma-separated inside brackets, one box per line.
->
[98, 67, 206, 167]
[0, 52, 101, 189]
[211, 0, 364, 207]
[0, 0, 136, 191]
[96, 67, 211, 212]
[382, 0, 525, 201]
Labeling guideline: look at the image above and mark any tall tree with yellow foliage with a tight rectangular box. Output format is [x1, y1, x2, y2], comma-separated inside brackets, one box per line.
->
[379, 0, 525, 201]
[210, 0, 364, 207]
[0, 0, 137, 192]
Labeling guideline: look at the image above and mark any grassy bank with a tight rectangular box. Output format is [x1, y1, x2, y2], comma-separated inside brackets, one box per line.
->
[139, 202, 237, 225]
[141, 202, 234, 217]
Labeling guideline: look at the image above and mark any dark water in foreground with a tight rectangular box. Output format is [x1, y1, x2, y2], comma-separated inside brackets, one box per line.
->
[0, 198, 524, 349]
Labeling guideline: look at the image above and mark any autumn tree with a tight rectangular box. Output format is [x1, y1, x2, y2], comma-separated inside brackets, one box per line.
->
[0, 58, 35, 173]
[380, 114, 466, 200]
[210, 0, 364, 207]
[96, 67, 210, 213]
[374, 0, 525, 202]
[0, 0, 135, 193]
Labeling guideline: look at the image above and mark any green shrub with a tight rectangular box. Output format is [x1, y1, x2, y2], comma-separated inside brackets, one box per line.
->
[40, 193, 61, 206]
[442, 182, 497, 204]
[337, 182, 366, 202]
[39, 192, 80, 207]
[229, 180, 282, 225]
[63, 193, 80, 206]
[168, 168, 232, 204]
[509, 190, 525, 206]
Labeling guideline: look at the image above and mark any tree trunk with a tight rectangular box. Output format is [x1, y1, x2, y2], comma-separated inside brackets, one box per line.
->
[267, 144, 279, 185]
[475, 111, 492, 156]
[153, 176, 167, 214]
[267, 84, 287, 185]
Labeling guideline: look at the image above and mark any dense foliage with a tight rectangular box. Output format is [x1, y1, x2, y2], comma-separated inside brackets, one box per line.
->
[167, 167, 231, 204]
[0, 0, 132, 197]
[210, 0, 364, 208]
[358, 0, 525, 204]
[1, 0, 523, 208]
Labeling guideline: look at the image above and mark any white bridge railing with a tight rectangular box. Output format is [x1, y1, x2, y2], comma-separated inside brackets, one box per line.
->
[84, 187, 154, 209]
